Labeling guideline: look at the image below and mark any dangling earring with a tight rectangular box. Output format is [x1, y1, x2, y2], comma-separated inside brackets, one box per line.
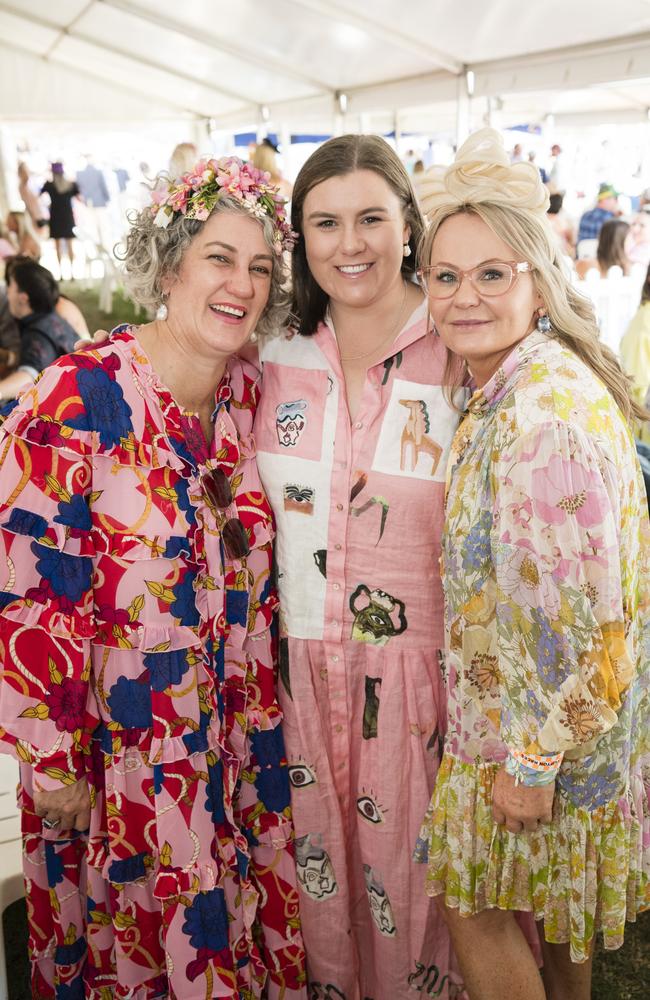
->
[156, 295, 168, 322]
[403, 243, 411, 258]
[536, 309, 551, 334]
[249, 331, 258, 343]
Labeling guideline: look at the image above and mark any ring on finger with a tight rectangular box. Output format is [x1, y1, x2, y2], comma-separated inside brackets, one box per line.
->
[42, 817, 60, 830]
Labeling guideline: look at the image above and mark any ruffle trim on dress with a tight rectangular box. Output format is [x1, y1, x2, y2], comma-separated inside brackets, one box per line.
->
[418, 753, 650, 962]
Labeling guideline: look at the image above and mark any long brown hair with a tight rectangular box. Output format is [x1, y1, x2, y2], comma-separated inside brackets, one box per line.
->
[290, 134, 424, 336]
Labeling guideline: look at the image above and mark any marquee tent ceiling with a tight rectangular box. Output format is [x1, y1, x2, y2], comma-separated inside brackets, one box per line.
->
[2, 0, 650, 133]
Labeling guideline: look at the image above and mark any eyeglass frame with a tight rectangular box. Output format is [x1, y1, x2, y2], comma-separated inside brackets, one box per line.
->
[201, 466, 250, 560]
[416, 259, 534, 299]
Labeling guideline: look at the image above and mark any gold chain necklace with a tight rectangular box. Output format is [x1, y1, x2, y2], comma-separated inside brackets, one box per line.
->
[337, 281, 408, 362]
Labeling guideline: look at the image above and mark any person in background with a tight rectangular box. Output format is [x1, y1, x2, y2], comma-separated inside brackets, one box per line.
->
[620, 262, 650, 441]
[5, 210, 41, 259]
[416, 127, 650, 1000]
[575, 218, 631, 279]
[5, 255, 89, 339]
[1, 257, 78, 401]
[168, 141, 198, 180]
[547, 192, 575, 257]
[252, 138, 293, 200]
[577, 182, 620, 244]
[624, 210, 650, 269]
[41, 162, 81, 278]
[0, 156, 306, 999]
[17, 162, 48, 231]
[547, 143, 566, 195]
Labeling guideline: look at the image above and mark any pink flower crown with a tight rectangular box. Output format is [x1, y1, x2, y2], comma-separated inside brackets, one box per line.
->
[150, 156, 297, 254]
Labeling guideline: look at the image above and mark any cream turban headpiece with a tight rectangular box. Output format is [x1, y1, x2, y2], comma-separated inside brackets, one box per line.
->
[417, 128, 550, 222]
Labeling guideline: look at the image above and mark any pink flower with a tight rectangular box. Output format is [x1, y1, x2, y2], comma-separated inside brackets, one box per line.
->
[531, 452, 610, 529]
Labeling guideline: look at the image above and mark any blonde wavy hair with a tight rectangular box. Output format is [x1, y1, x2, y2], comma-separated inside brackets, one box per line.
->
[418, 129, 645, 423]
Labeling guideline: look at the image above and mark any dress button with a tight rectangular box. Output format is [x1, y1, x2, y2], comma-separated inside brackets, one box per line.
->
[355, 421, 363, 429]
[331, 654, 339, 662]
[332, 583, 340, 591]
[335, 724, 343, 733]
[336, 503, 344, 511]
[320, 667, 328, 680]
[335, 543, 342, 551]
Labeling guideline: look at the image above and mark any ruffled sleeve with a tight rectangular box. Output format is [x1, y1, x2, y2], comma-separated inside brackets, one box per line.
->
[492, 419, 636, 763]
[0, 365, 97, 790]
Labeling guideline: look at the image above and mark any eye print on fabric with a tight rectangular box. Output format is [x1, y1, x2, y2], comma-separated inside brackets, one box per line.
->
[295, 833, 338, 901]
[399, 399, 442, 475]
[283, 483, 315, 515]
[363, 864, 396, 936]
[362, 676, 382, 740]
[288, 759, 317, 789]
[350, 584, 407, 647]
[276, 399, 307, 448]
[356, 788, 385, 825]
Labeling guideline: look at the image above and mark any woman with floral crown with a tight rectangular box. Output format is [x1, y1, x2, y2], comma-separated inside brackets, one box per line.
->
[415, 129, 650, 999]
[0, 159, 306, 998]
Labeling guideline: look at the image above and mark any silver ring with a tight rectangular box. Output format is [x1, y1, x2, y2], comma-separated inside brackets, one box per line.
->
[42, 817, 60, 830]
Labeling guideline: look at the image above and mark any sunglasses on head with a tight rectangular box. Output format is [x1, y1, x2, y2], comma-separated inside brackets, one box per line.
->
[201, 467, 250, 560]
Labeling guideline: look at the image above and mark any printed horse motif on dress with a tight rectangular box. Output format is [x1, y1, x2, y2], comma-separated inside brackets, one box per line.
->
[399, 399, 442, 475]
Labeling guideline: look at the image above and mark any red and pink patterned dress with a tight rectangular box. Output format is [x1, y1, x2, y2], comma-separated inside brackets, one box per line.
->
[0, 327, 306, 999]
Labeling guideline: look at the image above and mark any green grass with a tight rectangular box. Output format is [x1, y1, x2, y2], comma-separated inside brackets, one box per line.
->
[59, 279, 147, 337]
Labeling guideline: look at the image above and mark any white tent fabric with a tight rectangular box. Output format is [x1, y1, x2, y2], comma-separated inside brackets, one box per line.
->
[2, 0, 650, 133]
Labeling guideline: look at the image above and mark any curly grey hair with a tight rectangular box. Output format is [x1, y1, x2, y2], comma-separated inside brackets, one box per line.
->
[117, 194, 291, 338]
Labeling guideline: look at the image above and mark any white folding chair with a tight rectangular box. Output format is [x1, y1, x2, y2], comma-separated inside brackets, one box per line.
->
[0, 755, 23, 1000]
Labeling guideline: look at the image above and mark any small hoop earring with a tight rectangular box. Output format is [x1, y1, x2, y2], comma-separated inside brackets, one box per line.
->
[403, 243, 411, 258]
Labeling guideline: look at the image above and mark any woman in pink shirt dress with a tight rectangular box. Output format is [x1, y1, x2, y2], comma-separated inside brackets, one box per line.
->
[254, 136, 464, 999]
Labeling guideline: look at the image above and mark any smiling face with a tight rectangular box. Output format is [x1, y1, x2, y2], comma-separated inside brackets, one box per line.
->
[302, 169, 409, 312]
[164, 210, 273, 360]
[427, 212, 542, 387]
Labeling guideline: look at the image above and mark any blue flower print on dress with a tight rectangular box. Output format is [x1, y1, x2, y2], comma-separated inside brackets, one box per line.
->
[143, 649, 191, 692]
[174, 477, 196, 526]
[250, 726, 286, 769]
[54, 494, 92, 535]
[4, 508, 48, 538]
[107, 851, 148, 884]
[55, 977, 85, 1000]
[255, 763, 290, 812]
[54, 936, 86, 966]
[531, 606, 571, 686]
[225, 589, 248, 627]
[558, 761, 622, 810]
[162, 536, 192, 559]
[170, 570, 199, 626]
[32, 542, 92, 603]
[107, 675, 153, 730]
[462, 510, 493, 574]
[65, 364, 133, 448]
[44, 842, 65, 887]
[182, 886, 229, 953]
[205, 756, 225, 824]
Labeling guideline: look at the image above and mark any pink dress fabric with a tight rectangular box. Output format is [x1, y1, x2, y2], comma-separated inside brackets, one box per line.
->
[255, 303, 466, 999]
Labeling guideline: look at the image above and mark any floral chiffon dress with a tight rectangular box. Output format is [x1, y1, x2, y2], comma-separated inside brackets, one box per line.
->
[416, 330, 650, 962]
[0, 327, 306, 998]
